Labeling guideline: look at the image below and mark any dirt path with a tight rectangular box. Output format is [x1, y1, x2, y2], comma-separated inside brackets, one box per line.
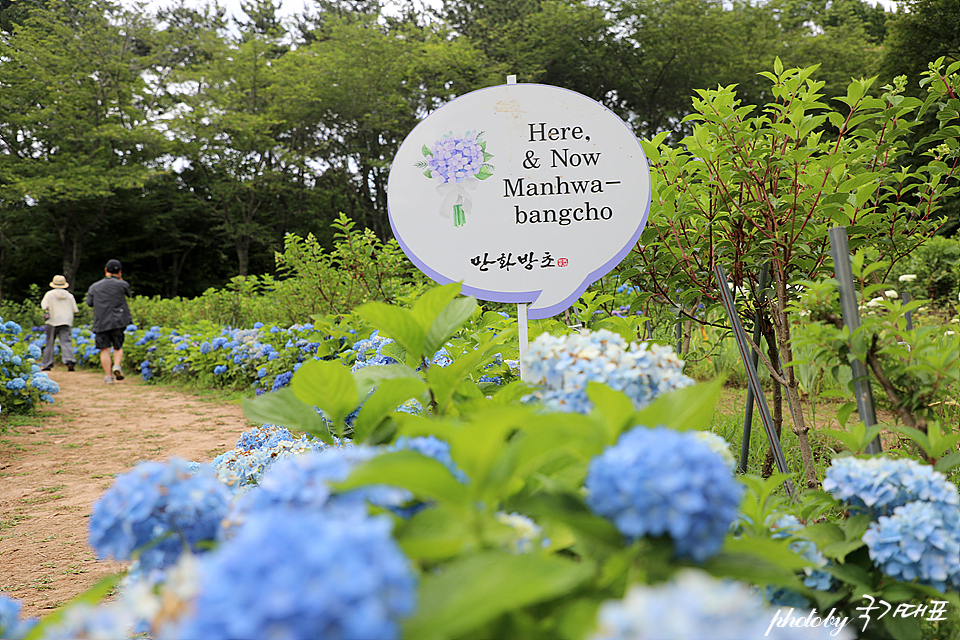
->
[0, 368, 253, 619]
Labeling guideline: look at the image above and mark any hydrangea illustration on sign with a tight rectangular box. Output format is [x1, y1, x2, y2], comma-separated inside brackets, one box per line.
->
[416, 130, 494, 227]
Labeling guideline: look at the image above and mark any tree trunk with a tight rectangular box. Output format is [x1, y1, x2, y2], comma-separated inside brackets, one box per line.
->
[760, 314, 784, 478]
[770, 274, 819, 489]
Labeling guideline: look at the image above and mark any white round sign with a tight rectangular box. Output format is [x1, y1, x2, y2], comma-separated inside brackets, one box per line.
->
[387, 83, 650, 319]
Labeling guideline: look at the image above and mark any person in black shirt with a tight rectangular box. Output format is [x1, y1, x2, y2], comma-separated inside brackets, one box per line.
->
[85, 259, 132, 384]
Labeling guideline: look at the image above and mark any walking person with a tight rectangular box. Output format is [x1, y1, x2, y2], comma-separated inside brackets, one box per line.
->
[40, 275, 79, 372]
[85, 259, 132, 384]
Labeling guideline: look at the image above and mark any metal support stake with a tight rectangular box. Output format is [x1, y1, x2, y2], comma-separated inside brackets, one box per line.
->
[714, 264, 795, 498]
[828, 226, 883, 454]
[740, 264, 770, 474]
[675, 307, 683, 355]
[903, 292, 913, 331]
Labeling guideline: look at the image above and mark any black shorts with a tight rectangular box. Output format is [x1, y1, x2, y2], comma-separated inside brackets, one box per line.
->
[95, 328, 126, 351]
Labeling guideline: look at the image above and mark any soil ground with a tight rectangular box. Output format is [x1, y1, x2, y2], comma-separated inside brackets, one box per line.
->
[0, 368, 253, 619]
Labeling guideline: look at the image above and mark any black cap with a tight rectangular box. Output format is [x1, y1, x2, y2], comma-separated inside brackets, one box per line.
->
[105, 259, 122, 273]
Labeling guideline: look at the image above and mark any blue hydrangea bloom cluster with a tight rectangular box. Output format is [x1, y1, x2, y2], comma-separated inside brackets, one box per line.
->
[213, 425, 328, 487]
[590, 569, 854, 640]
[349, 330, 399, 372]
[89, 457, 232, 572]
[0, 595, 38, 640]
[171, 509, 417, 640]
[426, 131, 486, 184]
[0, 318, 61, 411]
[128, 323, 324, 393]
[766, 515, 835, 605]
[585, 425, 743, 562]
[862, 500, 960, 593]
[223, 446, 411, 532]
[523, 329, 694, 414]
[823, 456, 959, 516]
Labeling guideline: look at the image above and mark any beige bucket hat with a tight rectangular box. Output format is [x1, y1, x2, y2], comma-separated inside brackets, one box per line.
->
[50, 275, 69, 288]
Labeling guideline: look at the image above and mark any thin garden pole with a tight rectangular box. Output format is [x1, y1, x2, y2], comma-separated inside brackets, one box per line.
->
[714, 264, 795, 498]
[828, 226, 883, 454]
[504, 74, 531, 382]
[903, 292, 914, 331]
[739, 264, 770, 474]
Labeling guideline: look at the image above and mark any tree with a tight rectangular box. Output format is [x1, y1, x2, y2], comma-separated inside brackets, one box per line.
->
[628, 62, 959, 486]
[272, 13, 491, 240]
[880, 0, 960, 91]
[164, 2, 307, 276]
[0, 0, 170, 289]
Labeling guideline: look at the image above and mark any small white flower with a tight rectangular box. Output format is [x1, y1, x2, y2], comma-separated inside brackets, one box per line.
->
[899, 274, 917, 282]
[884, 290, 899, 299]
[946, 331, 957, 337]
[865, 297, 885, 308]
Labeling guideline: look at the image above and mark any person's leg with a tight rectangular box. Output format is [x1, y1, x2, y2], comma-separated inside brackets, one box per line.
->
[111, 329, 125, 380]
[112, 349, 124, 380]
[57, 325, 75, 366]
[41, 325, 56, 370]
[100, 348, 113, 379]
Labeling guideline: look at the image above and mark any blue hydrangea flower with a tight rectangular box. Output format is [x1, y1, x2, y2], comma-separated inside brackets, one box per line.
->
[271, 371, 293, 391]
[213, 365, 227, 376]
[863, 500, 960, 593]
[585, 425, 743, 562]
[27, 344, 41, 360]
[89, 458, 232, 572]
[213, 426, 331, 488]
[764, 515, 835, 605]
[4, 378, 24, 391]
[591, 569, 854, 640]
[171, 509, 417, 640]
[523, 330, 694, 414]
[0, 595, 38, 640]
[223, 447, 412, 534]
[823, 456, 959, 517]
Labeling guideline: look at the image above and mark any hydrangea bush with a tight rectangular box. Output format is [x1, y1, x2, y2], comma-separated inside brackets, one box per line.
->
[9, 284, 959, 640]
[0, 318, 60, 412]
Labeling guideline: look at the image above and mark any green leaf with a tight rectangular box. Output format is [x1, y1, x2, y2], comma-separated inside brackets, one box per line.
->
[934, 451, 960, 473]
[357, 302, 427, 362]
[243, 387, 332, 443]
[424, 297, 477, 356]
[422, 143, 432, 157]
[353, 363, 422, 398]
[353, 377, 429, 442]
[395, 504, 473, 562]
[632, 378, 723, 432]
[292, 359, 359, 434]
[476, 165, 493, 180]
[403, 551, 593, 640]
[878, 613, 922, 640]
[586, 382, 636, 443]
[338, 450, 469, 507]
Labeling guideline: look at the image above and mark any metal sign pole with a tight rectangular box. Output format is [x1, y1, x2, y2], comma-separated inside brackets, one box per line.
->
[714, 264, 795, 498]
[828, 227, 883, 454]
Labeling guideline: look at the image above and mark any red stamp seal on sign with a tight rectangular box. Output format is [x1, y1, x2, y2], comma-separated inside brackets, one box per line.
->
[557, 258, 569, 267]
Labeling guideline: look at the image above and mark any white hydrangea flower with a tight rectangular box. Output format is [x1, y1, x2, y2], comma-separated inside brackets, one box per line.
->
[899, 274, 917, 282]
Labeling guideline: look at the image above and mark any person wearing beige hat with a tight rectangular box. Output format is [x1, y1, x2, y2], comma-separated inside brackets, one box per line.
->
[40, 275, 79, 371]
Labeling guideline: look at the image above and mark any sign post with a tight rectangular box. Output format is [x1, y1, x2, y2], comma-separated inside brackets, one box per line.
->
[387, 81, 651, 376]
